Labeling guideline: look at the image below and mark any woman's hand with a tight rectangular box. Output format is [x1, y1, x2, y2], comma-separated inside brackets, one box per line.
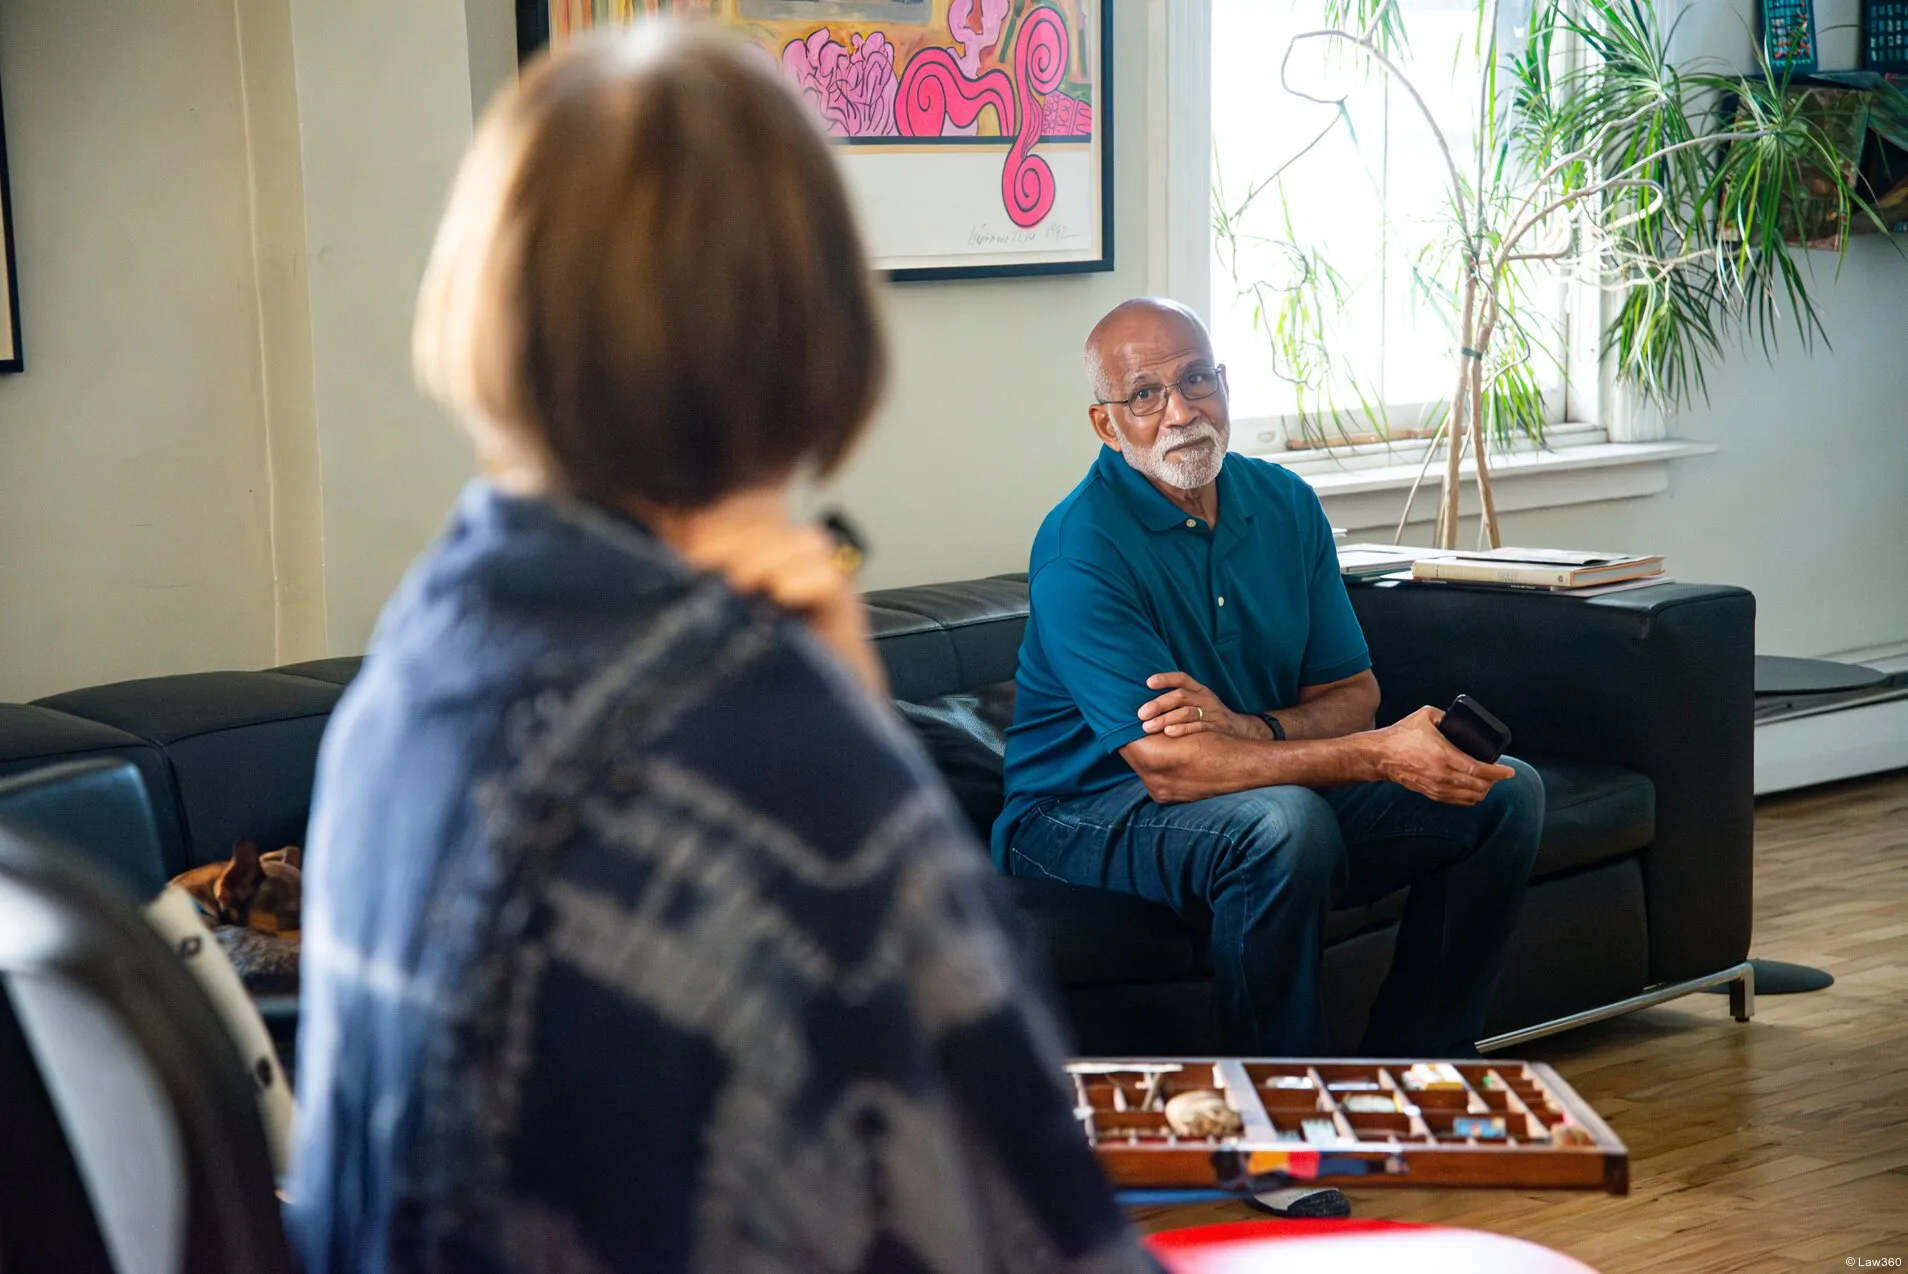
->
[661, 491, 888, 698]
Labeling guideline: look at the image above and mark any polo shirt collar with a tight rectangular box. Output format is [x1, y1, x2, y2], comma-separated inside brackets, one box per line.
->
[1094, 444, 1254, 531]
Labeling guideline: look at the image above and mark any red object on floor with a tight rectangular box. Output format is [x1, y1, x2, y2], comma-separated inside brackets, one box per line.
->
[1145, 1218, 1598, 1273]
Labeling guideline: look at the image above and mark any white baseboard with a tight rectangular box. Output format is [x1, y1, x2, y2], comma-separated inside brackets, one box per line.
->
[1821, 639, 1908, 675]
[1755, 694, 1908, 795]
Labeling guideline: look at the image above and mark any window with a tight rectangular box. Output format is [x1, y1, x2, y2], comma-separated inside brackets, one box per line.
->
[1208, 0, 1571, 456]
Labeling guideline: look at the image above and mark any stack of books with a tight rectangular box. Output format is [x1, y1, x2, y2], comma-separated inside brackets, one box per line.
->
[1406, 548, 1669, 596]
[1336, 543, 1451, 580]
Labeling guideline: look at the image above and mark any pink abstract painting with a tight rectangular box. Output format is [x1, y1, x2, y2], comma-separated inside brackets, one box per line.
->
[541, 1, 1108, 277]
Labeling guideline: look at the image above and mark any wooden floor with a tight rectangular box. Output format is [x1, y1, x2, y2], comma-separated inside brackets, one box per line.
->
[1131, 769, 1908, 1273]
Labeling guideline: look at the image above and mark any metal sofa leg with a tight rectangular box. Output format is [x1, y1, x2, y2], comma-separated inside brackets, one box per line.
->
[1729, 963, 1755, 1023]
[1476, 961, 1756, 1053]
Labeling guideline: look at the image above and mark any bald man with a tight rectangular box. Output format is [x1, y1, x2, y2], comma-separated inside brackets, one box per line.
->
[994, 298, 1545, 1063]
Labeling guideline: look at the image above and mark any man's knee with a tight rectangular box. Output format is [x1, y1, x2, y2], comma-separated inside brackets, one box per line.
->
[1482, 757, 1546, 864]
[1219, 787, 1343, 892]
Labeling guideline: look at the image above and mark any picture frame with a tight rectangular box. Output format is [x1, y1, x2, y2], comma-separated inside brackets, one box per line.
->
[516, 1, 1113, 282]
[1, 58, 22, 374]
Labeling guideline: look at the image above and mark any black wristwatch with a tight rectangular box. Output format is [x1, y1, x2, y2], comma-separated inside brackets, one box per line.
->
[1258, 712, 1286, 741]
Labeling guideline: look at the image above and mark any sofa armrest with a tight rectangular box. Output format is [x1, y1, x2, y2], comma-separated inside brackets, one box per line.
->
[1349, 582, 1756, 984]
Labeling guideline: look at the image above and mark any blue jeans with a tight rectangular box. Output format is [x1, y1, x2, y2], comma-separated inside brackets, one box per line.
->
[1004, 761, 1545, 1055]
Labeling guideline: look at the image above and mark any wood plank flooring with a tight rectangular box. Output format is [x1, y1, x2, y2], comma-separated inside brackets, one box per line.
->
[1129, 769, 1908, 1273]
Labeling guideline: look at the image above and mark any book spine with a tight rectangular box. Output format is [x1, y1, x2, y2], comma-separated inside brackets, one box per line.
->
[1414, 561, 1575, 587]
[1409, 578, 1554, 592]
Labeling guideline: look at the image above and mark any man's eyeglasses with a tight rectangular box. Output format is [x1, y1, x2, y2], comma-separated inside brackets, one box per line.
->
[1097, 365, 1227, 417]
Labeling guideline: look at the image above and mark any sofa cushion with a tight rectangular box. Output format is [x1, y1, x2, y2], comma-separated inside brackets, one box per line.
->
[996, 751, 1650, 990]
[1, 702, 146, 761]
[0, 705, 186, 877]
[896, 680, 1207, 988]
[894, 682, 1016, 841]
[868, 579, 1029, 688]
[272, 657, 364, 688]
[887, 702, 1651, 983]
[866, 577, 1029, 703]
[35, 672, 342, 743]
[36, 673, 344, 869]
[1525, 757, 1654, 879]
[869, 607, 962, 704]
[1319, 761, 1650, 946]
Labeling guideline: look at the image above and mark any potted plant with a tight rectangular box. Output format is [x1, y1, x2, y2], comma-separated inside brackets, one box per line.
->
[1214, 0, 1898, 548]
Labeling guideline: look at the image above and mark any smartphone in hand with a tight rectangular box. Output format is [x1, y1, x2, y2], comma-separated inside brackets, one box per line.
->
[1438, 695, 1512, 764]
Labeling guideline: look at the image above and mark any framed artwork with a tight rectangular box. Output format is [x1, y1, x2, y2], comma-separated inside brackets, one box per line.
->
[517, 1, 1113, 281]
[1, 59, 20, 373]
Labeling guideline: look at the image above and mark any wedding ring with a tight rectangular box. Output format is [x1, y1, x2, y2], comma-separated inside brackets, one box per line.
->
[821, 510, 866, 577]
[1196, 707, 1205, 721]
[829, 542, 864, 577]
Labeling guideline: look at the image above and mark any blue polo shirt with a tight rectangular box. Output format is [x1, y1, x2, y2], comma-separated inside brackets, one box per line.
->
[991, 446, 1371, 865]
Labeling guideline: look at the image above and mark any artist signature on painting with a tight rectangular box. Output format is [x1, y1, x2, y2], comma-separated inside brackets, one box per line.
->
[968, 222, 1084, 248]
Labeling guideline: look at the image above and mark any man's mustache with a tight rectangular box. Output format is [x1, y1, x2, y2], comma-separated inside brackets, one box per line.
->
[1160, 426, 1222, 455]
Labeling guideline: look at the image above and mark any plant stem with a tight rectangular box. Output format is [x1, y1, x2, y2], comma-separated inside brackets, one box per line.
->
[1470, 309, 1502, 548]
[1440, 272, 1479, 548]
[1393, 414, 1455, 545]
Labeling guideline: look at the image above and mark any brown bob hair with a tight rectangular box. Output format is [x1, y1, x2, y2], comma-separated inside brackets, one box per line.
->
[414, 25, 886, 508]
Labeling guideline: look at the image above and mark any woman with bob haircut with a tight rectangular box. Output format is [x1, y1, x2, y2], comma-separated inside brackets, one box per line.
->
[287, 23, 1153, 1274]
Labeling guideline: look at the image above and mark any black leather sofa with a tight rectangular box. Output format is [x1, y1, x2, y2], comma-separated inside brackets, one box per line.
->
[0, 574, 1756, 1054]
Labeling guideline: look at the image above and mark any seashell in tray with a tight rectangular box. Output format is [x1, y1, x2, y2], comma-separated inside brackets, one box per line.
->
[1163, 1089, 1243, 1138]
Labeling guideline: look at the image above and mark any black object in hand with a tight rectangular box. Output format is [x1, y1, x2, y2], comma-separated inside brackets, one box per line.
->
[1437, 695, 1512, 764]
[819, 509, 868, 576]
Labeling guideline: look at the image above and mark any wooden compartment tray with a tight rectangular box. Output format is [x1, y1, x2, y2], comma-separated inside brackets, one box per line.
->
[1068, 1057, 1627, 1195]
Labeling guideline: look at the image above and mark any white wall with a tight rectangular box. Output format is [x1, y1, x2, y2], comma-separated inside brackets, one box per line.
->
[287, 0, 481, 658]
[235, 0, 328, 667]
[1487, 241, 1908, 658]
[828, 0, 1908, 665]
[1, 0, 1899, 702]
[273, 0, 1154, 626]
[820, 2, 1150, 591]
[0, 0, 491, 694]
[285, 0, 1151, 648]
[0, 0, 278, 701]
[237, 0, 1908, 666]
[1429, 0, 1908, 659]
[1503, 0, 1908, 658]
[273, 0, 1151, 645]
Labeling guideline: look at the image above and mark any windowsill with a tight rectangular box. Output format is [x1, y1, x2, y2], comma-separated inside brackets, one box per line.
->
[1250, 431, 1717, 530]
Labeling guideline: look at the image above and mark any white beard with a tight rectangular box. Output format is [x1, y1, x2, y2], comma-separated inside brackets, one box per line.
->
[1123, 421, 1228, 490]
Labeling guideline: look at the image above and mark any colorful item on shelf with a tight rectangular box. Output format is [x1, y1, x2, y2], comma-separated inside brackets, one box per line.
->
[1402, 1062, 1468, 1090]
[1452, 1115, 1510, 1140]
[1764, 0, 1822, 70]
[1868, 0, 1908, 70]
